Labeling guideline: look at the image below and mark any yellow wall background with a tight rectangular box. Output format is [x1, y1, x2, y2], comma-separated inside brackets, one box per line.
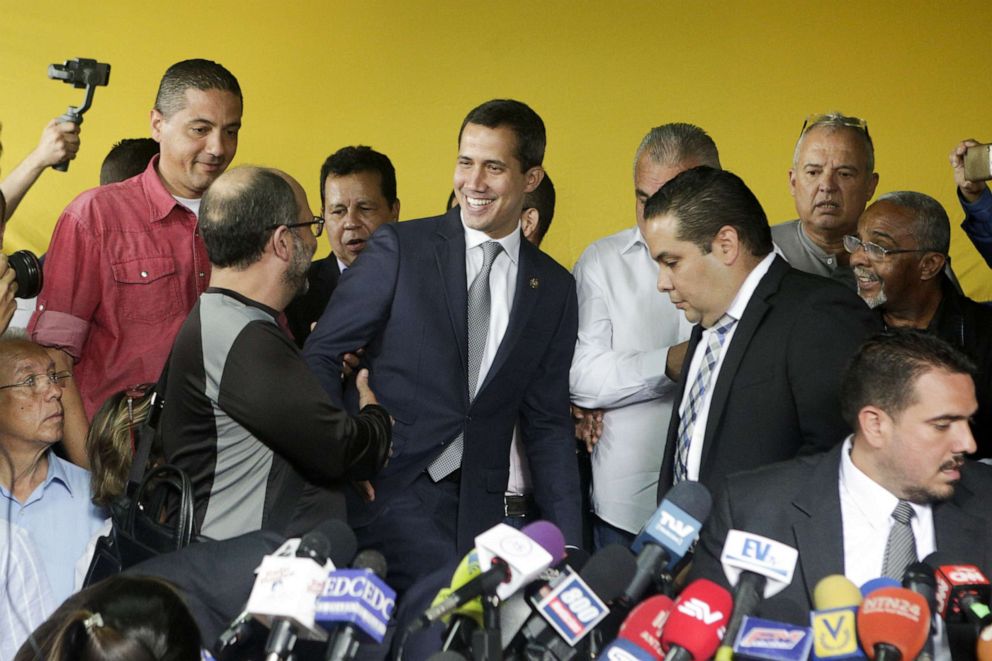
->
[2, 0, 990, 299]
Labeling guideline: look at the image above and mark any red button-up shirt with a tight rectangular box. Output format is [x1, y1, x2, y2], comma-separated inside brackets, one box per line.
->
[29, 156, 210, 419]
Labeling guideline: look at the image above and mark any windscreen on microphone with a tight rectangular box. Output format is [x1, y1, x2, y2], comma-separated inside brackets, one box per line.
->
[660, 578, 732, 661]
[666, 480, 713, 525]
[859, 577, 899, 598]
[521, 520, 567, 564]
[856, 587, 930, 661]
[305, 519, 358, 568]
[617, 595, 676, 660]
[813, 575, 863, 610]
[582, 544, 638, 603]
[901, 562, 936, 613]
[352, 549, 387, 577]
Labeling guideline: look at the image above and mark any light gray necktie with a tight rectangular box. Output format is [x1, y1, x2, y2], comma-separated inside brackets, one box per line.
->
[673, 314, 737, 483]
[881, 500, 918, 580]
[427, 241, 503, 481]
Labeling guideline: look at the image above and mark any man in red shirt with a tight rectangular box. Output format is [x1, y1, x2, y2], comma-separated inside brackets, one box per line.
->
[29, 59, 242, 466]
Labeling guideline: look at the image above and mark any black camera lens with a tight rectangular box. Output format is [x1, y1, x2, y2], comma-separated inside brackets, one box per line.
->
[7, 250, 43, 299]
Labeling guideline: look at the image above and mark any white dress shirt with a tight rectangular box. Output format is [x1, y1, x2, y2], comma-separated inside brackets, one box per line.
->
[838, 437, 948, 661]
[461, 219, 528, 494]
[570, 226, 693, 532]
[678, 252, 776, 480]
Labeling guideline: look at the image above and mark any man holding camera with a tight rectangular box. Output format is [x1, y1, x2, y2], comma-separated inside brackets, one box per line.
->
[28, 59, 242, 466]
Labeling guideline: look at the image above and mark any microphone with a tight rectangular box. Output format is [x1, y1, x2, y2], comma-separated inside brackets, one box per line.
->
[856, 586, 930, 660]
[513, 543, 637, 660]
[412, 521, 565, 630]
[317, 550, 396, 661]
[595, 639, 657, 660]
[902, 562, 937, 661]
[248, 522, 354, 661]
[730, 616, 813, 661]
[625, 481, 712, 604]
[859, 577, 899, 598]
[659, 578, 732, 661]
[616, 595, 676, 660]
[809, 575, 864, 661]
[978, 622, 992, 661]
[715, 530, 799, 661]
[924, 554, 992, 630]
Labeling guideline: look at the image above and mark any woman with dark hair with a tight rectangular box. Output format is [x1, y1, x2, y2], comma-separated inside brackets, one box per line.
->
[15, 575, 201, 661]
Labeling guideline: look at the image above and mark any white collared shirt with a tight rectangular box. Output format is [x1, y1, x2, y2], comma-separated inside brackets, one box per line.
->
[570, 226, 693, 531]
[461, 220, 529, 494]
[679, 252, 776, 480]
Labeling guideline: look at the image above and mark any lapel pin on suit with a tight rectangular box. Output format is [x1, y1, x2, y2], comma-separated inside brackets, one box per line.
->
[529, 277, 539, 289]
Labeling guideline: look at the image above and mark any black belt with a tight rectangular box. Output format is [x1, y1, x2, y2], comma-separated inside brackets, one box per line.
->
[504, 494, 534, 518]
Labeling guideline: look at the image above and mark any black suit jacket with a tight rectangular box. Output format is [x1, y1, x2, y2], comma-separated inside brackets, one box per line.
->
[286, 256, 341, 348]
[303, 209, 582, 549]
[658, 256, 881, 499]
[689, 443, 992, 621]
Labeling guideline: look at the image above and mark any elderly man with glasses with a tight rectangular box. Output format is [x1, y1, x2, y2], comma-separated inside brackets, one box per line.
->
[158, 166, 391, 541]
[847, 191, 992, 455]
[773, 112, 880, 290]
[0, 336, 106, 608]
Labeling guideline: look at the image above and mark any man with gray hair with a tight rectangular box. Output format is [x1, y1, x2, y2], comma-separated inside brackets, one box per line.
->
[847, 191, 992, 454]
[774, 112, 879, 289]
[569, 123, 711, 546]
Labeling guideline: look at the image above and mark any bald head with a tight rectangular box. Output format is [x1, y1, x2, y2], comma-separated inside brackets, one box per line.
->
[200, 166, 300, 269]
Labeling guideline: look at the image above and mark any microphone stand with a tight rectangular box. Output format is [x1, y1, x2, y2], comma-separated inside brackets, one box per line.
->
[471, 593, 502, 661]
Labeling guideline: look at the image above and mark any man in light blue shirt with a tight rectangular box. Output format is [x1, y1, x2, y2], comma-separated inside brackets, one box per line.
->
[0, 336, 106, 607]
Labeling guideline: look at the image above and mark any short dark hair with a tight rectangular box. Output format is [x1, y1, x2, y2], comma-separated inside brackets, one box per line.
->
[100, 138, 160, 185]
[0, 189, 6, 221]
[840, 329, 976, 429]
[643, 166, 773, 256]
[319, 145, 397, 209]
[523, 172, 556, 243]
[154, 59, 242, 117]
[459, 99, 545, 171]
[200, 167, 297, 269]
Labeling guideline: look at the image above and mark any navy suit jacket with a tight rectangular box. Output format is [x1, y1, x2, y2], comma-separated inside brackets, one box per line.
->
[658, 256, 881, 500]
[303, 209, 582, 550]
[286, 255, 341, 348]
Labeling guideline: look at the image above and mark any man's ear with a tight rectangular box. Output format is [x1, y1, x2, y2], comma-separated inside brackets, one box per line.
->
[270, 226, 293, 262]
[523, 166, 544, 194]
[712, 225, 741, 265]
[389, 199, 401, 222]
[150, 109, 164, 142]
[917, 251, 946, 281]
[521, 208, 540, 244]
[858, 405, 890, 449]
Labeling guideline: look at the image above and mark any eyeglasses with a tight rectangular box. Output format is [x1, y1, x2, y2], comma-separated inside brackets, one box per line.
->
[800, 113, 871, 142]
[0, 371, 71, 393]
[270, 216, 324, 238]
[843, 235, 941, 260]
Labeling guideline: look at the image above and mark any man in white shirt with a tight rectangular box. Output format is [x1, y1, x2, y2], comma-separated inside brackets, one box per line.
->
[569, 124, 715, 545]
[688, 329, 992, 658]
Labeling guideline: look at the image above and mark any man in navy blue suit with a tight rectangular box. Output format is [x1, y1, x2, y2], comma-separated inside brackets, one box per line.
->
[303, 99, 581, 595]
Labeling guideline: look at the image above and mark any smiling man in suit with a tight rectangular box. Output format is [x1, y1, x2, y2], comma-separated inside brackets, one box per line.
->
[643, 166, 880, 500]
[303, 99, 580, 595]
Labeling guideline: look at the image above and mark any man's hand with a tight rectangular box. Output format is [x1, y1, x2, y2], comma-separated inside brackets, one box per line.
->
[32, 119, 81, 169]
[356, 368, 379, 408]
[0, 255, 18, 334]
[342, 348, 365, 378]
[572, 405, 604, 453]
[354, 480, 376, 502]
[665, 340, 690, 380]
[949, 139, 990, 203]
